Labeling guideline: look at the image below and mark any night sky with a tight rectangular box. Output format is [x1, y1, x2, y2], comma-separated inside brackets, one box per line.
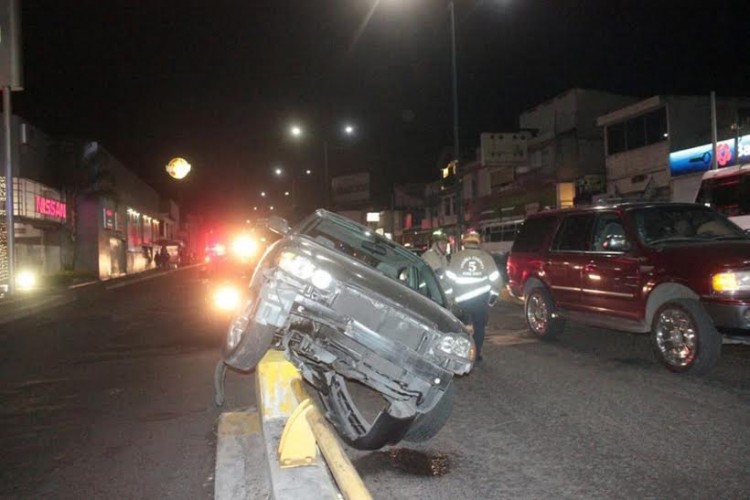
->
[14, 0, 749, 219]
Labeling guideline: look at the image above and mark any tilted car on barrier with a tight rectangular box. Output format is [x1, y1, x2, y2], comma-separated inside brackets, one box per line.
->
[222, 210, 474, 450]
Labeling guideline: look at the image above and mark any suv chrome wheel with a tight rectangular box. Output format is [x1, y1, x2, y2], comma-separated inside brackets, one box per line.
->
[527, 293, 549, 333]
[651, 299, 722, 375]
[654, 306, 697, 368]
[524, 287, 564, 340]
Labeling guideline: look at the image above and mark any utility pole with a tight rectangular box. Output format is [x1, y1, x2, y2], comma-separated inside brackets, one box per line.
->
[449, 1, 463, 247]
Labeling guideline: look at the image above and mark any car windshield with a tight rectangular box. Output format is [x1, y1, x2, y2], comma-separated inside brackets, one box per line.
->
[629, 205, 747, 246]
[296, 213, 446, 306]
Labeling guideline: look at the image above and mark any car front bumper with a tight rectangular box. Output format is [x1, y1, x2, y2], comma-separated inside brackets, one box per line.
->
[702, 299, 750, 331]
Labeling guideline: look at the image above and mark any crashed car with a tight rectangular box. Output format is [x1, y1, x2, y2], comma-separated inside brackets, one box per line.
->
[222, 210, 474, 450]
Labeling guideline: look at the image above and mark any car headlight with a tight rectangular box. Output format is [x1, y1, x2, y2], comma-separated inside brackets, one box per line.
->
[213, 284, 242, 311]
[712, 271, 750, 293]
[16, 269, 38, 291]
[437, 334, 474, 360]
[232, 235, 258, 259]
[278, 251, 334, 290]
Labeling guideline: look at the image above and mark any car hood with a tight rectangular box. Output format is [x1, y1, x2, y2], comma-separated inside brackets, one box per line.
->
[287, 235, 465, 334]
[655, 240, 750, 271]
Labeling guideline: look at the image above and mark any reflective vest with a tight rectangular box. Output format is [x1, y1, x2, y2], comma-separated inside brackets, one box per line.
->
[445, 247, 501, 303]
[422, 246, 449, 279]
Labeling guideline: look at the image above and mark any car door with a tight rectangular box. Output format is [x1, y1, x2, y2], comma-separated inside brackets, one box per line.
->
[579, 211, 642, 320]
[544, 213, 595, 310]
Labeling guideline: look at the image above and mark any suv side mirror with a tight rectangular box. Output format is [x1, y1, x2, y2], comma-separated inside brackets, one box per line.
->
[603, 235, 631, 252]
[267, 215, 290, 236]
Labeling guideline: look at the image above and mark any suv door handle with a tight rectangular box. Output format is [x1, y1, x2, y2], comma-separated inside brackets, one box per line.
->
[584, 263, 598, 272]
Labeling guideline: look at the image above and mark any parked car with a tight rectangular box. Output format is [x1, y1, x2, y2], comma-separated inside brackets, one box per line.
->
[222, 210, 474, 449]
[506, 201, 750, 375]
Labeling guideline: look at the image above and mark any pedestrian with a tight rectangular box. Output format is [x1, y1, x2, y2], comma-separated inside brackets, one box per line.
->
[445, 229, 501, 362]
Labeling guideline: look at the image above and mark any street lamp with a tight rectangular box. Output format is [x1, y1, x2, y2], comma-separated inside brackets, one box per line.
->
[288, 122, 357, 210]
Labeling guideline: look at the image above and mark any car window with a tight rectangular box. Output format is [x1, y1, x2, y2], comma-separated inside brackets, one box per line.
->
[512, 216, 557, 253]
[629, 205, 747, 245]
[592, 212, 627, 251]
[551, 214, 595, 252]
[298, 214, 446, 306]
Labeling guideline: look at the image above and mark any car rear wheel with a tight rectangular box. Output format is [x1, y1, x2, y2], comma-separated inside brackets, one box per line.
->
[524, 287, 565, 340]
[651, 299, 721, 375]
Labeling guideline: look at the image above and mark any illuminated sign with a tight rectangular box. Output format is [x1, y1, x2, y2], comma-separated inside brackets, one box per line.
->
[104, 208, 116, 230]
[34, 195, 66, 219]
[670, 134, 750, 176]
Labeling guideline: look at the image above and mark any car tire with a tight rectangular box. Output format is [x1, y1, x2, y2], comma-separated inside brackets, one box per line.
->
[524, 286, 565, 340]
[651, 299, 721, 375]
[403, 382, 455, 443]
[222, 292, 275, 372]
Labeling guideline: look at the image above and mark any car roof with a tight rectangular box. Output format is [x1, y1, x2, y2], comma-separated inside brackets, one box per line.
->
[525, 201, 707, 219]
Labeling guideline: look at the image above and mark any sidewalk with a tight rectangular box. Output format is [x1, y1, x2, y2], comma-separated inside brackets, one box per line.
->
[0, 265, 201, 326]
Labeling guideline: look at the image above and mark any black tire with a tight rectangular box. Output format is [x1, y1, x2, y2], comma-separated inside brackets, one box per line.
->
[651, 299, 722, 375]
[403, 382, 455, 443]
[222, 292, 275, 372]
[524, 286, 565, 340]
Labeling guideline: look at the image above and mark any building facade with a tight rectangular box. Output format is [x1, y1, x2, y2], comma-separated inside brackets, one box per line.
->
[597, 95, 750, 202]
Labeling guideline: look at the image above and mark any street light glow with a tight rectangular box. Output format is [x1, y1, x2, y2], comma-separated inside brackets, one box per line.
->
[284, 191, 290, 196]
[274, 167, 283, 176]
[261, 191, 266, 197]
[305, 169, 312, 175]
[165, 157, 192, 180]
[343, 124, 355, 136]
[270, 206, 275, 211]
[290, 125, 303, 138]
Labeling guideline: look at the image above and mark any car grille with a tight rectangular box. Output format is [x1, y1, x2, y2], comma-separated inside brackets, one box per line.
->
[331, 285, 427, 350]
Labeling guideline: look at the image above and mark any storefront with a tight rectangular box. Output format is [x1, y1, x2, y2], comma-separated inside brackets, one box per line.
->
[12, 178, 68, 276]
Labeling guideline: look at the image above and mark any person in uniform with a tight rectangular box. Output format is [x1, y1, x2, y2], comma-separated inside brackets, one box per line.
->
[422, 230, 450, 285]
[445, 230, 501, 361]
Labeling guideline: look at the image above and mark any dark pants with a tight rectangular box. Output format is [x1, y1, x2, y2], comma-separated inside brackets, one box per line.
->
[461, 293, 489, 357]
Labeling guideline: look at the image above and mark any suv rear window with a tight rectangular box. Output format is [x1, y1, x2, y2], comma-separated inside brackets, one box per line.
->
[552, 214, 595, 251]
[512, 216, 557, 253]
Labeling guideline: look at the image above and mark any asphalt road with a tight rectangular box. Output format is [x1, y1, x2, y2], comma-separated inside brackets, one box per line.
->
[351, 300, 750, 499]
[1, 269, 748, 499]
[0, 268, 254, 499]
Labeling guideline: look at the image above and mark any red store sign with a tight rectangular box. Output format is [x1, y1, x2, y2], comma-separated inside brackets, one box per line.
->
[35, 195, 67, 220]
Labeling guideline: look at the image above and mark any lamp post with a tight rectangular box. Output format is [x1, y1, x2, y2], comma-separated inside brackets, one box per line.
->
[164, 157, 191, 242]
[449, 1, 463, 247]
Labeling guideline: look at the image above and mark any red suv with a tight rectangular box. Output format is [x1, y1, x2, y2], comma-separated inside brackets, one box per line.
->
[506, 202, 750, 375]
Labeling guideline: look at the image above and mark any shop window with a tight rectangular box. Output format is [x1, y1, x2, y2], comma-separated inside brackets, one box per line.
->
[607, 123, 626, 155]
[644, 108, 668, 144]
[626, 117, 646, 149]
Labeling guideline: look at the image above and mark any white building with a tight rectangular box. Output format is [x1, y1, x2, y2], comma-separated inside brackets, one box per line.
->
[597, 95, 750, 202]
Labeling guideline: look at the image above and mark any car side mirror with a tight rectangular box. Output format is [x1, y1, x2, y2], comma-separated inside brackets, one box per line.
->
[267, 215, 290, 236]
[603, 235, 631, 252]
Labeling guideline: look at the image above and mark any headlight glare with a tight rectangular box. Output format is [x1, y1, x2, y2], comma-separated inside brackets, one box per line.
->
[712, 271, 750, 293]
[214, 285, 241, 311]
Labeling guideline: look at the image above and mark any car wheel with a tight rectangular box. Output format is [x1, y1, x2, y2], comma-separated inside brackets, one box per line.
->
[318, 373, 414, 451]
[403, 382, 455, 443]
[651, 299, 721, 375]
[222, 291, 275, 372]
[524, 287, 565, 340]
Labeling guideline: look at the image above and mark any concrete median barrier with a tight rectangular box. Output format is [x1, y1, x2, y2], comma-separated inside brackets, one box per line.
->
[215, 350, 372, 499]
